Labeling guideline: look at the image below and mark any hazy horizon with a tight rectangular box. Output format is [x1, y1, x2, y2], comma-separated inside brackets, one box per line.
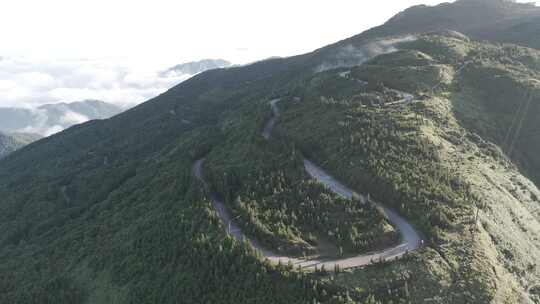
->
[1, 0, 537, 109]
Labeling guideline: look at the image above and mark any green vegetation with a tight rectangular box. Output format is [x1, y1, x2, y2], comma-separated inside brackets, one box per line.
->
[280, 93, 468, 243]
[202, 104, 397, 256]
[454, 51, 540, 184]
[0, 108, 357, 304]
[2, 1, 540, 301]
[256, 32, 540, 302]
[275, 78, 497, 302]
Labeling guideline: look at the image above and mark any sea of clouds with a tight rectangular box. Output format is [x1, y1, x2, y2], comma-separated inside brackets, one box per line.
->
[0, 56, 193, 109]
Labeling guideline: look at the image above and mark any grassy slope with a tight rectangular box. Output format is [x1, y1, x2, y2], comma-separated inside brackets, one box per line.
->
[320, 0, 540, 52]
[272, 33, 540, 303]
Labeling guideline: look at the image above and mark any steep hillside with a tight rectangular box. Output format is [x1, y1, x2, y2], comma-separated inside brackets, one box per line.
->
[0, 58, 345, 303]
[0, 132, 41, 159]
[313, 0, 540, 71]
[2, 1, 540, 304]
[272, 32, 540, 302]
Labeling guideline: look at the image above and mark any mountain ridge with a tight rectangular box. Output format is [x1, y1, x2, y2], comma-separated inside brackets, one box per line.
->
[164, 58, 231, 75]
[0, 132, 41, 159]
[0, 99, 122, 136]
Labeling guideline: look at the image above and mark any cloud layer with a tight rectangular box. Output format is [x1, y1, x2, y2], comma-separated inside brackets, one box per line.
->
[0, 56, 193, 109]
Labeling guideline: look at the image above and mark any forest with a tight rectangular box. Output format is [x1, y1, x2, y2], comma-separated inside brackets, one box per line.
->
[204, 116, 398, 257]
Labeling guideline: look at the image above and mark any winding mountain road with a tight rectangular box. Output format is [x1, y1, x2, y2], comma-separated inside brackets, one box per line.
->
[193, 98, 422, 270]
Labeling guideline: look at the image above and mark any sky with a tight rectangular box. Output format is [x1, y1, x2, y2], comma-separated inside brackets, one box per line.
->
[1, 0, 459, 66]
[0, 0, 537, 109]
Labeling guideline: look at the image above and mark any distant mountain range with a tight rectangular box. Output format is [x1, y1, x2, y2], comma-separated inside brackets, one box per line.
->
[0, 132, 41, 159]
[0, 59, 230, 138]
[0, 100, 122, 136]
[164, 59, 231, 76]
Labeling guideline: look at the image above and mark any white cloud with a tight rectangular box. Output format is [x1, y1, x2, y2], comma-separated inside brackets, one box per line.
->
[4, 1, 534, 111]
[0, 56, 195, 109]
[0, 80, 16, 90]
[59, 111, 90, 125]
[316, 35, 417, 72]
[15, 72, 58, 89]
[1, 1, 462, 67]
[17, 109, 61, 136]
[45, 126, 64, 136]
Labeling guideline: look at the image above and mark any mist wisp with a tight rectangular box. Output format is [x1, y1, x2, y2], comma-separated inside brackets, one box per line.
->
[316, 35, 417, 72]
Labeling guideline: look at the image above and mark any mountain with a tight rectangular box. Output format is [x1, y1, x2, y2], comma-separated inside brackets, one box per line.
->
[1, 1, 540, 304]
[0, 132, 41, 159]
[340, 0, 540, 48]
[165, 59, 231, 75]
[0, 100, 123, 136]
[311, 0, 540, 72]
